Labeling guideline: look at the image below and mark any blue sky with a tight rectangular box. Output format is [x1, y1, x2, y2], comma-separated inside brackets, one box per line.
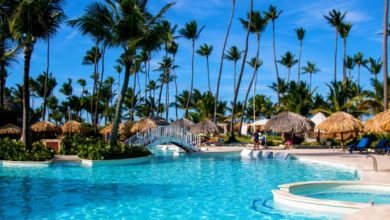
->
[6, 0, 385, 118]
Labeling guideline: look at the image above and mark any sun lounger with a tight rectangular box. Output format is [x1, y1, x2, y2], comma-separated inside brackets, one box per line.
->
[374, 139, 389, 154]
[348, 137, 371, 153]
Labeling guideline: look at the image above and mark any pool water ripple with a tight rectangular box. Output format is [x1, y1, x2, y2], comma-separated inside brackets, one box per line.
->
[0, 152, 356, 219]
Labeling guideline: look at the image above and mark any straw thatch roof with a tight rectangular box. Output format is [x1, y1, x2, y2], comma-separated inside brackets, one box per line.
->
[131, 116, 169, 133]
[0, 123, 22, 135]
[380, 120, 390, 132]
[315, 112, 363, 134]
[31, 121, 60, 133]
[190, 120, 222, 135]
[100, 122, 132, 136]
[263, 112, 314, 134]
[171, 118, 194, 130]
[364, 109, 390, 133]
[61, 120, 86, 134]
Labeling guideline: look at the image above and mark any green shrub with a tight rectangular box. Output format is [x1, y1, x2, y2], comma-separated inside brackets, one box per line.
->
[0, 138, 53, 161]
[77, 139, 151, 160]
[60, 136, 102, 155]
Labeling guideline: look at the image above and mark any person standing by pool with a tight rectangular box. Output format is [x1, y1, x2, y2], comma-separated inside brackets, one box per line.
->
[253, 132, 259, 150]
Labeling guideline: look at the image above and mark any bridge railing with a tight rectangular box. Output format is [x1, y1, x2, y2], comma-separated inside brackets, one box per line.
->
[126, 126, 201, 150]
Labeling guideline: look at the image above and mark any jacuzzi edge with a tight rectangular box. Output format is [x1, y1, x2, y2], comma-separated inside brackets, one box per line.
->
[272, 181, 390, 216]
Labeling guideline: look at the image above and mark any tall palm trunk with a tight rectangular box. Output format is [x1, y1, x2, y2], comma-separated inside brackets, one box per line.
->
[297, 40, 302, 82]
[310, 73, 312, 91]
[233, 61, 237, 90]
[342, 37, 347, 82]
[110, 60, 132, 146]
[287, 68, 291, 82]
[384, 0, 389, 110]
[144, 61, 148, 100]
[42, 40, 50, 120]
[358, 65, 361, 88]
[238, 34, 260, 136]
[206, 55, 212, 95]
[229, 0, 252, 138]
[157, 78, 164, 117]
[165, 81, 169, 121]
[172, 55, 178, 120]
[184, 40, 195, 117]
[22, 43, 33, 149]
[91, 43, 99, 125]
[333, 31, 338, 82]
[271, 20, 281, 105]
[214, 0, 235, 123]
[0, 29, 4, 107]
[95, 47, 106, 127]
[131, 70, 137, 121]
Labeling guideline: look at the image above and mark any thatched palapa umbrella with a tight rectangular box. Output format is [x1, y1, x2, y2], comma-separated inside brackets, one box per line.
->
[131, 116, 169, 133]
[0, 123, 22, 135]
[316, 112, 363, 142]
[264, 112, 314, 134]
[100, 122, 132, 136]
[190, 120, 222, 135]
[171, 118, 194, 130]
[31, 121, 60, 133]
[364, 109, 390, 133]
[61, 120, 87, 134]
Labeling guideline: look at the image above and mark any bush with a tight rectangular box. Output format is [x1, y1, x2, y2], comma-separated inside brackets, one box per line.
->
[60, 136, 101, 155]
[0, 138, 54, 161]
[77, 139, 151, 160]
[266, 135, 283, 146]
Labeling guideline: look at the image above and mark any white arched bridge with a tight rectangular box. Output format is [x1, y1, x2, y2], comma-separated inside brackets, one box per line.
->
[125, 126, 201, 152]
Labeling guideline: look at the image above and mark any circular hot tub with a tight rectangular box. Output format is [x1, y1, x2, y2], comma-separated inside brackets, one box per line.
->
[272, 181, 390, 216]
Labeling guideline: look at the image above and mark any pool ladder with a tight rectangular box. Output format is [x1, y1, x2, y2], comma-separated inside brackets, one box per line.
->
[355, 155, 378, 173]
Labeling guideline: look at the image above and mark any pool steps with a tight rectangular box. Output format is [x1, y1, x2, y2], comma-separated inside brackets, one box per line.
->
[240, 149, 291, 160]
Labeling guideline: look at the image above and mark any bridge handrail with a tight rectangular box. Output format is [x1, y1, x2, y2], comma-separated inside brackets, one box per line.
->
[126, 125, 201, 151]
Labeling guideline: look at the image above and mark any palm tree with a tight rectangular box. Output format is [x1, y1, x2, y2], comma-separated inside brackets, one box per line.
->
[365, 58, 383, 94]
[384, 0, 389, 110]
[224, 46, 243, 90]
[345, 56, 355, 80]
[264, 5, 283, 104]
[106, 0, 174, 146]
[69, 2, 113, 129]
[179, 20, 204, 118]
[229, 0, 253, 139]
[196, 43, 213, 94]
[30, 72, 57, 120]
[9, 0, 65, 149]
[324, 9, 346, 82]
[353, 52, 368, 88]
[237, 10, 268, 135]
[278, 51, 298, 82]
[295, 27, 305, 82]
[301, 61, 320, 90]
[168, 41, 179, 120]
[0, 0, 17, 107]
[339, 22, 352, 82]
[238, 57, 262, 136]
[214, 0, 236, 123]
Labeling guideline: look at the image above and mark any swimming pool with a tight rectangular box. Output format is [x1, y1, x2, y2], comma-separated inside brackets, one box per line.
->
[0, 151, 357, 219]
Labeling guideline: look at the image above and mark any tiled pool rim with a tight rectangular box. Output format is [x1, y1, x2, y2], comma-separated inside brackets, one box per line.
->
[272, 181, 390, 216]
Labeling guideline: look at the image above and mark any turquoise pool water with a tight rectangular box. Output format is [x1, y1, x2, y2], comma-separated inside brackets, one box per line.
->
[307, 192, 390, 204]
[0, 151, 357, 219]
